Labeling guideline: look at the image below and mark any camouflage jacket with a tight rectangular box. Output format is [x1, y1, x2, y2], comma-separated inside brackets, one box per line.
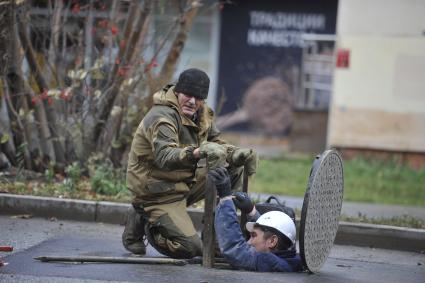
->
[126, 85, 231, 207]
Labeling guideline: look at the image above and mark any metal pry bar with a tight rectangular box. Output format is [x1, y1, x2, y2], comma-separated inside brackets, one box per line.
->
[34, 256, 187, 266]
[34, 255, 231, 266]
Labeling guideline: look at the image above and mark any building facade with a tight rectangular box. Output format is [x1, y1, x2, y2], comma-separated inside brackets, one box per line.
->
[328, 0, 425, 167]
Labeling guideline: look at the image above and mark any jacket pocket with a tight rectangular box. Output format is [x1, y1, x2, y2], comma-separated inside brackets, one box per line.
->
[146, 181, 176, 194]
[150, 168, 194, 182]
[145, 180, 190, 195]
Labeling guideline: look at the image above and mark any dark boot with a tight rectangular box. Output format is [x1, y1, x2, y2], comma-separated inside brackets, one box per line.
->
[122, 207, 146, 255]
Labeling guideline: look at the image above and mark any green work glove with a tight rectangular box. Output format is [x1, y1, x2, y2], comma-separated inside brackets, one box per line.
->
[231, 148, 258, 176]
[199, 141, 227, 169]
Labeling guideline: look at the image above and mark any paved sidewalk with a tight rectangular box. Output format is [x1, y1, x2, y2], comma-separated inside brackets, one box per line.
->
[1, 215, 424, 283]
[250, 193, 425, 221]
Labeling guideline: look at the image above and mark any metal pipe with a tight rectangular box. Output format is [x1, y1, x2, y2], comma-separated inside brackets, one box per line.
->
[34, 256, 187, 266]
[34, 255, 230, 266]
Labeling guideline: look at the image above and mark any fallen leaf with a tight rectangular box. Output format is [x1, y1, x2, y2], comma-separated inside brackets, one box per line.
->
[1, 133, 10, 144]
[0, 246, 13, 252]
[0, 260, 9, 267]
[11, 214, 33, 219]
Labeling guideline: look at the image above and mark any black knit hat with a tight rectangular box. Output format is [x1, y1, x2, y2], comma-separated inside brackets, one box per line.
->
[174, 68, 210, 99]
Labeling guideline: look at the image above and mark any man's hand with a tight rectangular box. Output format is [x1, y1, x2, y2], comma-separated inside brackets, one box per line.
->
[208, 167, 231, 198]
[193, 147, 201, 159]
[232, 192, 254, 214]
[231, 148, 258, 176]
[199, 142, 227, 169]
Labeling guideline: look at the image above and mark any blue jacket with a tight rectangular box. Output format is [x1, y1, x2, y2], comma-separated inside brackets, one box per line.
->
[214, 199, 303, 272]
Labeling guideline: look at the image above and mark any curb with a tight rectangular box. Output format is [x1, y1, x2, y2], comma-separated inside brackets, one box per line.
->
[334, 222, 425, 252]
[1, 193, 424, 252]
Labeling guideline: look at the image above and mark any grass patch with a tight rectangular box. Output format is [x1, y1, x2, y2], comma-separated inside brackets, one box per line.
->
[340, 213, 425, 229]
[250, 154, 312, 196]
[1, 180, 132, 203]
[0, 160, 132, 203]
[251, 154, 425, 207]
[343, 158, 425, 206]
[2, 154, 424, 208]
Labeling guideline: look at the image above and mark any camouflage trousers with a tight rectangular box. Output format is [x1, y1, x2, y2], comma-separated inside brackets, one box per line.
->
[138, 165, 243, 259]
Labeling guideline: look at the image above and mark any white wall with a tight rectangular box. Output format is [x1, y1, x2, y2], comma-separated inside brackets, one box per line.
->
[337, 0, 425, 36]
[328, 0, 425, 152]
[332, 37, 425, 113]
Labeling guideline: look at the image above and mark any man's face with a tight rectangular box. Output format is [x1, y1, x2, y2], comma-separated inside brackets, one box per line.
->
[176, 92, 203, 118]
[247, 227, 277, 253]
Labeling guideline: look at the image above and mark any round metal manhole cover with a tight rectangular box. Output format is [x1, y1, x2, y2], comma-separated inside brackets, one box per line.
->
[299, 150, 344, 273]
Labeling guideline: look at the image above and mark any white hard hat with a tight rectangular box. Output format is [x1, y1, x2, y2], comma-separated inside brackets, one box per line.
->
[246, 211, 296, 244]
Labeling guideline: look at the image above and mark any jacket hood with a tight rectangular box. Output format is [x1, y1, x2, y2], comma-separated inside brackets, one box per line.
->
[152, 85, 180, 110]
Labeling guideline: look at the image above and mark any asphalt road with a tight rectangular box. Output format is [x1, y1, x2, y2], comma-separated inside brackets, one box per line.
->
[0, 215, 424, 283]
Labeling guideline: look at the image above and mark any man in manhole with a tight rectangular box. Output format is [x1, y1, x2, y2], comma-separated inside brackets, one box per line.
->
[209, 167, 303, 272]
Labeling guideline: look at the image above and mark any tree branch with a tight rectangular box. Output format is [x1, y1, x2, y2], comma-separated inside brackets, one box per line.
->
[17, 10, 65, 166]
